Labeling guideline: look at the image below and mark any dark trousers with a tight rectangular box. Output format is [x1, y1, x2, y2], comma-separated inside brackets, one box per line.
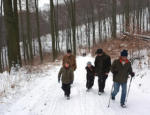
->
[98, 75, 108, 92]
[62, 83, 71, 97]
[86, 76, 95, 89]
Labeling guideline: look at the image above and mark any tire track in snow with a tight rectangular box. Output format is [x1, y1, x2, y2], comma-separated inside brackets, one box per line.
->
[41, 85, 61, 115]
[75, 82, 86, 115]
[30, 67, 61, 115]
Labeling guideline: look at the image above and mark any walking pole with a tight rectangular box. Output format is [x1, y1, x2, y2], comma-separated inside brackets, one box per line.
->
[107, 83, 114, 108]
[126, 57, 134, 103]
[126, 77, 133, 103]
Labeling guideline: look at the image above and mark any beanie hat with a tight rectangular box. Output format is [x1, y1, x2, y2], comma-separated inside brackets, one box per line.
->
[96, 48, 103, 54]
[67, 49, 72, 53]
[121, 50, 128, 57]
[87, 61, 92, 66]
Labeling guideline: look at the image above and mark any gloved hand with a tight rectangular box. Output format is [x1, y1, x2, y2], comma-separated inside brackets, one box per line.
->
[95, 73, 98, 76]
[105, 73, 109, 75]
[113, 71, 118, 75]
[58, 78, 60, 83]
[131, 72, 135, 77]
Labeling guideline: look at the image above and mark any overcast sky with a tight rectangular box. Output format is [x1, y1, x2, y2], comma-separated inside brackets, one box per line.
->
[39, 0, 50, 8]
[39, 0, 64, 8]
[0, 0, 64, 8]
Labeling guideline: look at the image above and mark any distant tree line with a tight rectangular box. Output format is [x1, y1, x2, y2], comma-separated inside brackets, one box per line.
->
[0, 0, 150, 72]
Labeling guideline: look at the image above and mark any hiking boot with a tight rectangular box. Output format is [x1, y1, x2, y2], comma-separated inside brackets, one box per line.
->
[98, 92, 102, 95]
[121, 103, 126, 108]
[101, 90, 104, 93]
[86, 88, 92, 92]
[111, 96, 115, 100]
[66, 96, 70, 100]
[86, 89, 90, 92]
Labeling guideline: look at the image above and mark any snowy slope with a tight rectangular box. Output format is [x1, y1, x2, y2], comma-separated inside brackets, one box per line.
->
[0, 55, 150, 115]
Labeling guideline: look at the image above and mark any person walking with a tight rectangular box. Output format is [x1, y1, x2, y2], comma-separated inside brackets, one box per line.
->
[111, 50, 135, 108]
[63, 49, 77, 71]
[95, 49, 111, 95]
[63, 49, 77, 84]
[58, 62, 74, 100]
[85, 61, 95, 91]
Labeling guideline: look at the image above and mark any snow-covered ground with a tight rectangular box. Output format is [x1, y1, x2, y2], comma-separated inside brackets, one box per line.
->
[0, 54, 150, 115]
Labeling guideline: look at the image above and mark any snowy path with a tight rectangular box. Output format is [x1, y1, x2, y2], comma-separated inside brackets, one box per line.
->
[0, 56, 150, 115]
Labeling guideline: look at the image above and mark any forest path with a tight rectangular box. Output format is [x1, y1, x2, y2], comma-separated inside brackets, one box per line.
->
[0, 55, 150, 115]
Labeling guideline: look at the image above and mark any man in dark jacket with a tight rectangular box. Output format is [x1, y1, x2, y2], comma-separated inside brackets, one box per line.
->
[111, 50, 135, 108]
[85, 61, 95, 91]
[94, 49, 111, 95]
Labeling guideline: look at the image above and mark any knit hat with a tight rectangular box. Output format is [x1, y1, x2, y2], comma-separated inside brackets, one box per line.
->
[87, 61, 92, 66]
[121, 50, 128, 57]
[67, 49, 72, 53]
[96, 48, 103, 54]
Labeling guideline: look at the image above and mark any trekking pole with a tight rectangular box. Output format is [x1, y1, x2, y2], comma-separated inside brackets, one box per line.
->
[107, 83, 114, 108]
[126, 56, 134, 103]
[126, 77, 133, 103]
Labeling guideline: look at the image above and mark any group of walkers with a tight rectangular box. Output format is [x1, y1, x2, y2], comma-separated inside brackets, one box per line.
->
[58, 48, 135, 108]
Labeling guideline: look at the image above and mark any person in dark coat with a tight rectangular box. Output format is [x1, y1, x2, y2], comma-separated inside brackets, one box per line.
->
[94, 48, 111, 95]
[85, 62, 95, 91]
[58, 62, 74, 100]
[111, 50, 135, 108]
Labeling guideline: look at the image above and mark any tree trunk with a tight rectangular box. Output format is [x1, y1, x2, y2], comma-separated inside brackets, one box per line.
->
[13, 0, 22, 66]
[35, 0, 43, 62]
[26, 0, 33, 63]
[50, 0, 56, 61]
[89, 0, 96, 46]
[64, 0, 76, 55]
[0, 0, 3, 72]
[125, 0, 130, 32]
[71, 0, 76, 55]
[3, 0, 21, 69]
[112, 0, 117, 38]
[18, 0, 27, 64]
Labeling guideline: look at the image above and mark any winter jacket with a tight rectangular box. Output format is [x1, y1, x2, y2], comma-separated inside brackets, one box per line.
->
[94, 53, 111, 76]
[58, 67, 74, 84]
[111, 58, 133, 83]
[63, 54, 77, 71]
[86, 66, 95, 78]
